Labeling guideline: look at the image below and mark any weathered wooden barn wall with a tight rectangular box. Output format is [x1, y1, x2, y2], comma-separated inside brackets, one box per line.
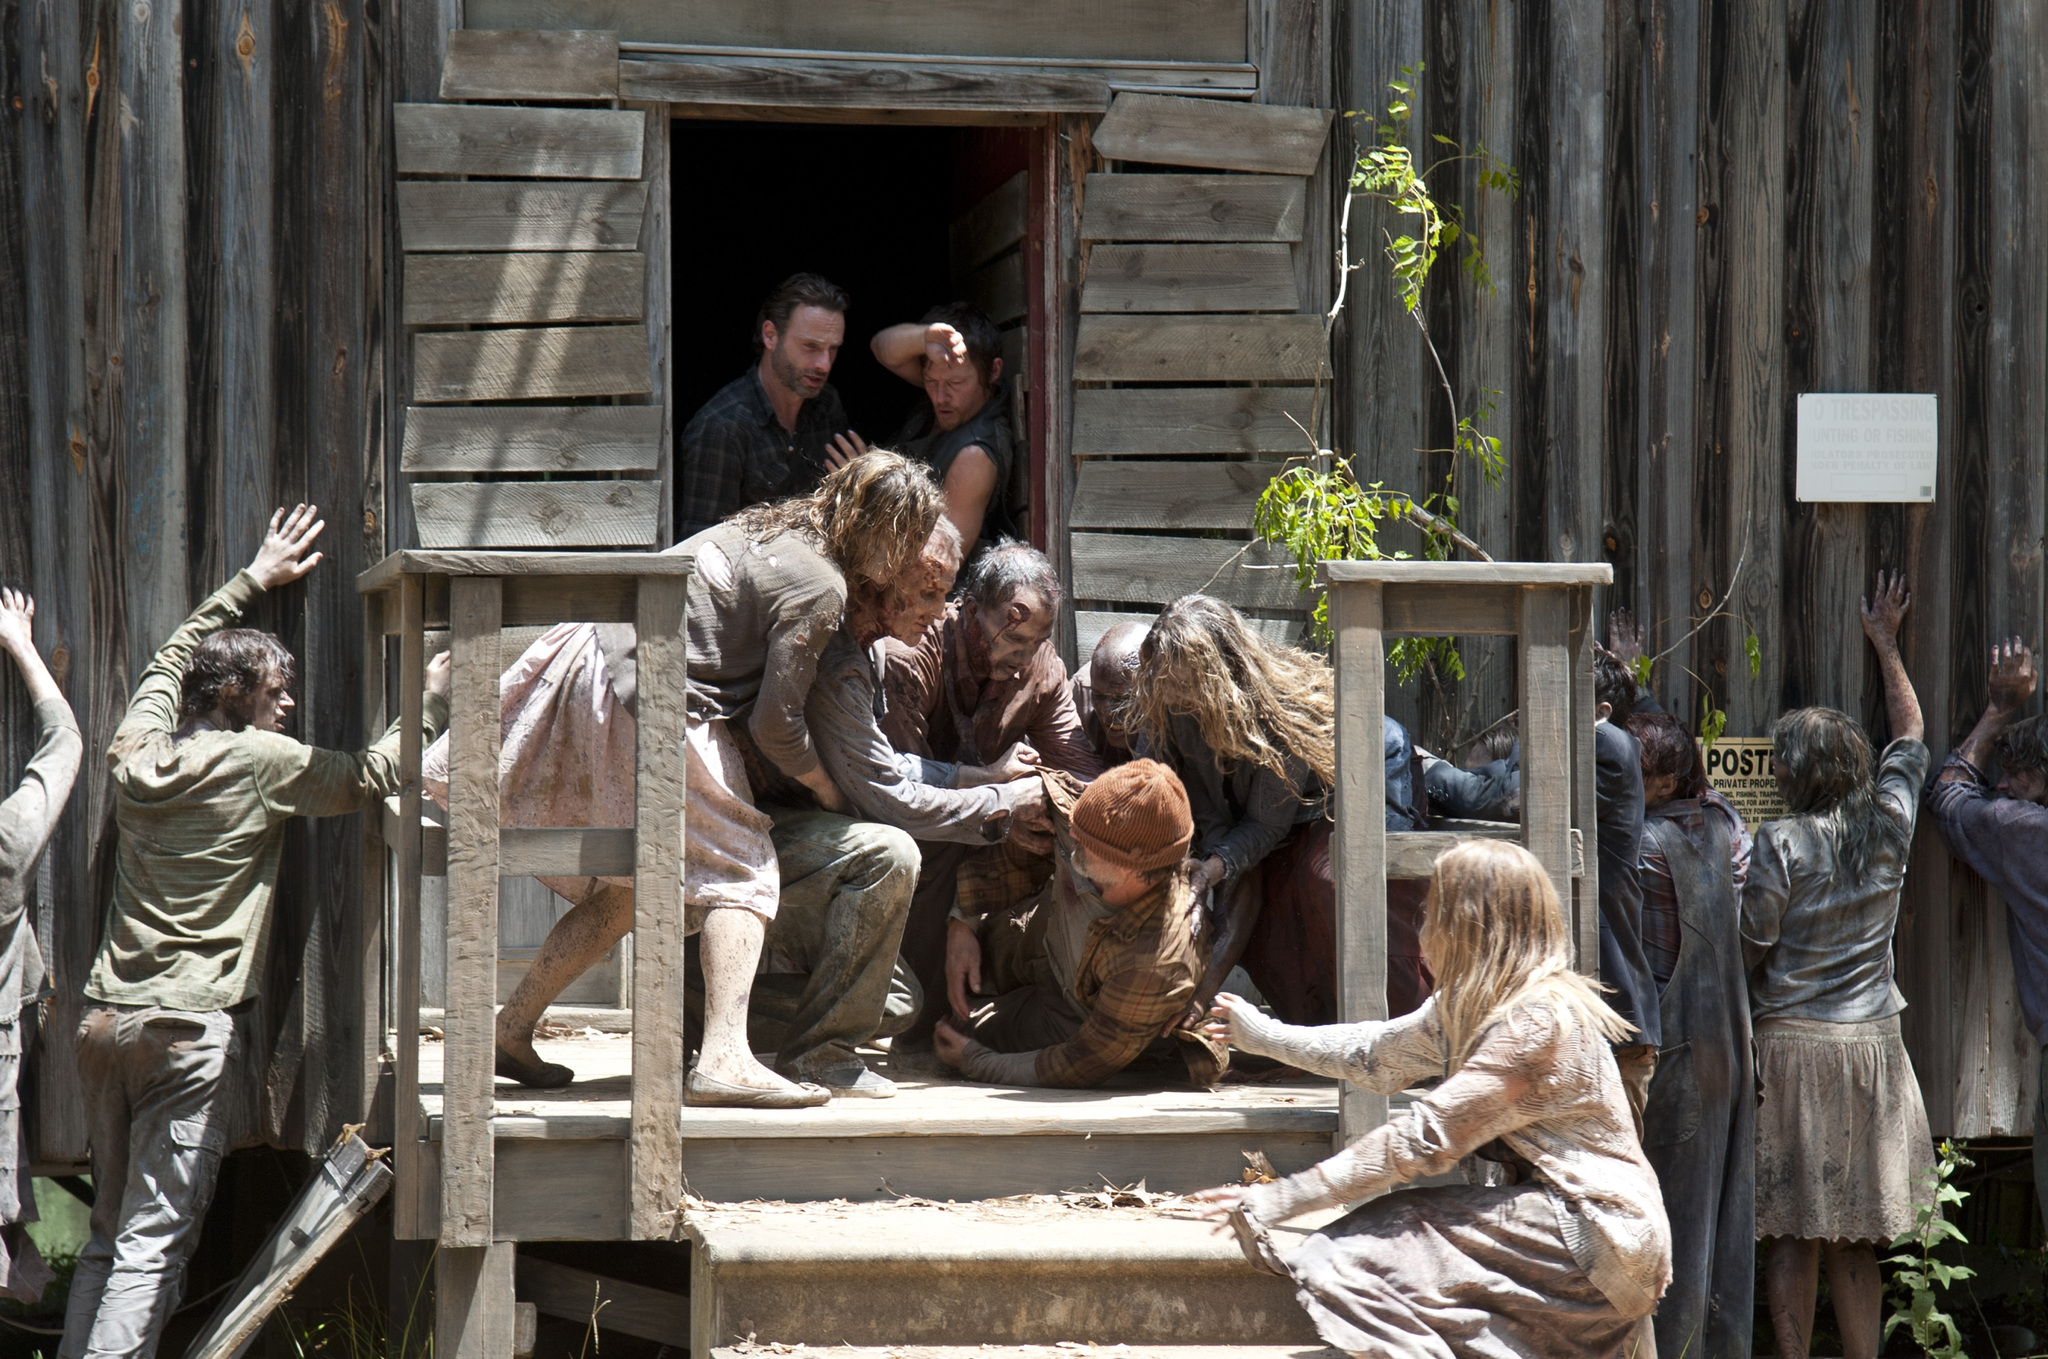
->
[0, 0, 394, 1160]
[1337, 0, 2048, 1136]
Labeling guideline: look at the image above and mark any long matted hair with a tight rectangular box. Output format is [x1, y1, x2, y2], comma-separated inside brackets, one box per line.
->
[1127, 594, 1336, 793]
[730, 450, 943, 587]
[1422, 839, 1634, 1069]
[1770, 705, 1902, 882]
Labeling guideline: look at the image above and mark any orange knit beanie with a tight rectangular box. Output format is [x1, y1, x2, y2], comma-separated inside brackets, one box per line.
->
[1070, 759, 1194, 873]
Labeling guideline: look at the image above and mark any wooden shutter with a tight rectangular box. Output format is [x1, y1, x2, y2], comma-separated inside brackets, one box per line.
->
[1069, 92, 1332, 657]
[398, 30, 669, 551]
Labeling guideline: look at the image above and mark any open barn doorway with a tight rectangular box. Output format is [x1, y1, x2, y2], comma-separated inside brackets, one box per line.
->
[670, 119, 1041, 542]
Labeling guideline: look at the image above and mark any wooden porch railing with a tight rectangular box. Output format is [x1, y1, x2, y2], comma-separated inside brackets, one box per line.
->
[359, 550, 691, 1245]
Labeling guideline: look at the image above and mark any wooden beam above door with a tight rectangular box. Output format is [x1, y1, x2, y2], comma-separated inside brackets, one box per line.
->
[616, 56, 1108, 112]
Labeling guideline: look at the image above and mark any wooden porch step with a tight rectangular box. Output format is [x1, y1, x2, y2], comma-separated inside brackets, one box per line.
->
[407, 1036, 1340, 1234]
[708, 1342, 1343, 1350]
[685, 1199, 1337, 1351]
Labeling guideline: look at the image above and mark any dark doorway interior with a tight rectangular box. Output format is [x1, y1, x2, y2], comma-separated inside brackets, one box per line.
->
[671, 121, 955, 445]
[670, 119, 1037, 535]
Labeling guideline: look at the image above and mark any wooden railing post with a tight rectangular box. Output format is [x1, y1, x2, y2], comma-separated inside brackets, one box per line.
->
[1518, 588, 1574, 911]
[443, 575, 504, 1247]
[1329, 577, 1387, 1146]
[1567, 585, 1600, 972]
[392, 575, 429, 1239]
[631, 569, 687, 1238]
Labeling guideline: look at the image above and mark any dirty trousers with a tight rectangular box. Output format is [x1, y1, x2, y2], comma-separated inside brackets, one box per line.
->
[61, 1004, 242, 1359]
[745, 810, 920, 1081]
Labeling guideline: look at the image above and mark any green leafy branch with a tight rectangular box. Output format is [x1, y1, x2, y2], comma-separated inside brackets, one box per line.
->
[1884, 1140, 1976, 1359]
[1255, 65, 1517, 687]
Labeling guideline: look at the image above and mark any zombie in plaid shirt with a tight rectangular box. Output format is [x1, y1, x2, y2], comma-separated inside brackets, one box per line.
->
[936, 767, 1226, 1089]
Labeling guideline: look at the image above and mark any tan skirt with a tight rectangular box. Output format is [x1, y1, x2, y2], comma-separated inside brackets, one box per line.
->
[1754, 1014, 1935, 1242]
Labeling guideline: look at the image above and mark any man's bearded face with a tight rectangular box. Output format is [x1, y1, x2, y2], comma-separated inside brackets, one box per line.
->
[973, 587, 1054, 681]
[763, 305, 844, 401]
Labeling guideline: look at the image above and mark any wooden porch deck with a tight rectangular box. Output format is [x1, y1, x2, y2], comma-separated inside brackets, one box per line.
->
[401, 1032, 1340, 1240]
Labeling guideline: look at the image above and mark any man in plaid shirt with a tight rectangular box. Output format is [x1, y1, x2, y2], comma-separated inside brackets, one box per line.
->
[676, 273, 864, 538]
[935, 761, 1226, 1089]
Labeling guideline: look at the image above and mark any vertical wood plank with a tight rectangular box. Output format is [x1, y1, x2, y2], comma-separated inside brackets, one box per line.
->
[218, 0, 276, 568]
[393, 576, 428, 1237]
[1329, 579, 1387, 1146]
[638, 108, 673, 546]
[1639, 0, 1708, 719]
[119, 0, 191, 681]
[1949, 0, 2048, 1137]
[443, 575, 501, 1247]
[356, 589, 387, 1136]
[630, 573, 686, 1238]
[1883, 0, 1958, 1137]
[1519, 588, 1573, 908]
[1713, 0, 1788, 739]
[1781, 0, 1876, 716]
[1049, 113, 1082, 654]
[437, 1241, 517, 1359]
[17, 0, 99, 1163]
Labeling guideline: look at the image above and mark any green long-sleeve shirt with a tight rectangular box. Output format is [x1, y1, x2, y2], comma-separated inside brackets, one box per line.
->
[89, 570, 448, 1010]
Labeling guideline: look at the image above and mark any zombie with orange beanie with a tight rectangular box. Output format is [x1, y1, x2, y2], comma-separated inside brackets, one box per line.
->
[932, 760, 1227, 1088]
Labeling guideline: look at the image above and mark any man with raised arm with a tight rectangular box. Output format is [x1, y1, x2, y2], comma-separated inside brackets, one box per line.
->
[867, 302, 1016, 556]
[0, 588, 81, 1302]
[60, 507, 452, 1359]
[1926, 637, 2048, 1230]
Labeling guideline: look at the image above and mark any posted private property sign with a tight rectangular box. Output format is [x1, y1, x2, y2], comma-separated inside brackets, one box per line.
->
[1795, 393, 1938, 502]
[1701, 738, 1788, 831]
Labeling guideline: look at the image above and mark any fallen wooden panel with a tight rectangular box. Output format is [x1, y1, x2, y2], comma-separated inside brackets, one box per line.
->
[399, 182, 647, 253]
[1081, 243, 1298, 313]
[963, 251, 1027, 325]
[440, 29, 618, 100]
[518, 1257, 687, 1345]
[395, 105, 644, 179]
[410, 481, 661, 550]
[1081, 173, 1305, 242]
[404, 406, 663, 474]
[1092, 93, 1332, 175]
[1070, 532, 1307, 610]
[1073, 314, 1323, 382]
[404, 252, 644, 326]
[618, 56, 1106, 111]
[951, 171, 1028, 275]
[1073, 387, 1314, 456]
[183, 1134, 393, 1359]
[1070, 460, 1284, 530]
[462, 0, 1247, 63]
[413, 324, 651, 402]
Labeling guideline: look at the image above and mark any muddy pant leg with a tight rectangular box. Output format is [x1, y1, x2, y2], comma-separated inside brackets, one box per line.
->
[897, 839, 971, 1040]
[58, 1008, 125, 1359]
[762, 811, 919, 1082]
[62, 1005, 236, 1359]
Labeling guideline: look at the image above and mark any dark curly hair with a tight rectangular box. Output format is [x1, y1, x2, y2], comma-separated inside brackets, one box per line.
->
[1627, 711, 1707, 803]
[1771, 706, 1903, 882]
[1996, 714, 2048, 775]
[1594, 647, 1642, 716]
[179, 629, 296, 728]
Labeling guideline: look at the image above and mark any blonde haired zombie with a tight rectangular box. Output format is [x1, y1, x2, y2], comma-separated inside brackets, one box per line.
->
[1193, 839, 1671, 1359]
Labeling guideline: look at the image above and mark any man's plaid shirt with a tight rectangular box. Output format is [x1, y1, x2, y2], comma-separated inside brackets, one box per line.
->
[676, 367, 848, 538]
